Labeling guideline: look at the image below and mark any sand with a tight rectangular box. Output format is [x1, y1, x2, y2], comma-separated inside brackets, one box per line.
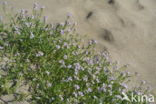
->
[0, 0, 156, 95]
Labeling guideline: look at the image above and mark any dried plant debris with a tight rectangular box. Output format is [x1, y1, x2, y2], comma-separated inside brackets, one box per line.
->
[101, 29, 114, 42]
[86, 11, 93, 19]
[108, 0, 115, 4]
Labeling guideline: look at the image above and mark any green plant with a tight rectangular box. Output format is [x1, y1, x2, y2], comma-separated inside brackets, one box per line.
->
[0, 3, 151, 104]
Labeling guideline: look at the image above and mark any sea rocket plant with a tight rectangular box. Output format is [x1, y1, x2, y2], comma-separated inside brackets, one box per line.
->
[0, 3, 152, 104]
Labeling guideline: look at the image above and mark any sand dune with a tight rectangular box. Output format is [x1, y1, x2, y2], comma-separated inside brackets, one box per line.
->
[0, 0, 156, 93]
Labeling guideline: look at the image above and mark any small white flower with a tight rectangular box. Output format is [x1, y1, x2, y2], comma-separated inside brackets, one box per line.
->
[56, 45, 61, 49]
[98, 83, 107, 92]
[47, 83, 52, 87]
[33, 78, 37, 81]
[13, 26, 19, 31]
[63, 42, 69, 48]
[30, 32, 35, 39]
[73, 92, 78, 97]
[45, 71, 50, 75]
[108, 77, 115, 81]
[15, 52, 20, 56]
[87, 88, 92, 92]
[102, 52, 109, 60]
[74, 70, 78, 75]
[15, 31, 21, 35]
[31, 15, 35, 19]
[83, 76, 88, 81]
[86, 83, 90, 87]
[66, 77, 72, 82]
[108, 84, 112, 89]
[59, 95, 64, 101]
[36, 51, 44, 57]
[59, 60, 64, 64]
[96, 79, 100, 83]
[74, 63, 83, 70]
[85, 58, 94, 65]
[78, 91, 84, 96]
[25, 22, 31, 27]
[50, 97, 55, 102]
[0, 46, 4, 50]
[19, 72, 23, 76]
[115, 95, 122, 99]
[67, 65, 72, 69]
[74, 85, 80, 90]
[1, 85, 4, 88]
[36, 97, 41, 99]
[93, 96, 98, 99]
[63, 55, 68, 59]
[26, 59, 30, 62]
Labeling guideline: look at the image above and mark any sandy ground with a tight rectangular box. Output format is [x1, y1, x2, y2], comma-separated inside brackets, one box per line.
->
[0, 0, 156, 96]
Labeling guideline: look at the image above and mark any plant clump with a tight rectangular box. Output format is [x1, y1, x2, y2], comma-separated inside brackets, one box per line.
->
[0, 3, 150, 104]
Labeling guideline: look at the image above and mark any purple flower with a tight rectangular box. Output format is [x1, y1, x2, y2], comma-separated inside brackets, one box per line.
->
[87, 88, 92, 92]
[74, 85, 80, 90]
[67, 77, 73, 81]
[74, 63, 84, 71]
[78, 91, 84, 96]
[63, 55, 68, 59]
[0, 46, 4, 50]
[47, 83, 52, 87]
[85, 57, 94, 65]
[60, 30, 64, 35]
[56, 45, 61, 49]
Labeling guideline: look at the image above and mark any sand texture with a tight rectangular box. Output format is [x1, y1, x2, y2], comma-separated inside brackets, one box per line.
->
[0, 0, 156, 94]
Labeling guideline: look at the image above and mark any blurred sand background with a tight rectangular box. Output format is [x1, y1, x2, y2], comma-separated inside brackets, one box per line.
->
[0, 0, 156, 94]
